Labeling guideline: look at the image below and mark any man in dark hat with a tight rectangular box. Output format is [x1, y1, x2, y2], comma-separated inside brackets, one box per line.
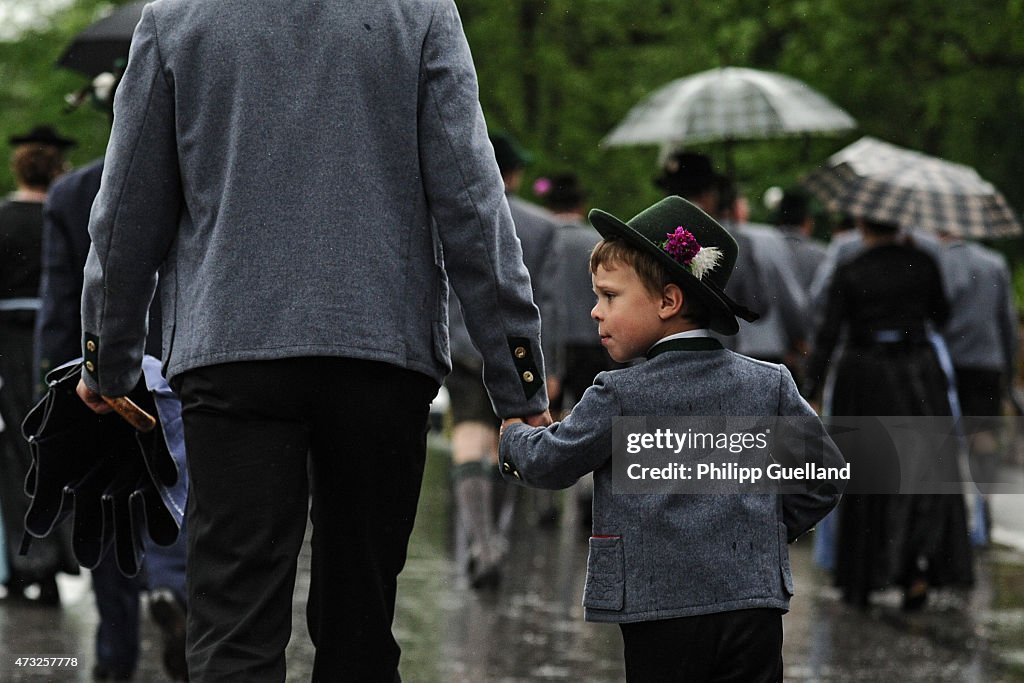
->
[499, 195, 843, 681]
[654, 151, 720, 215]
[0, 124, 77, 605]
[656, 151, 808, 366]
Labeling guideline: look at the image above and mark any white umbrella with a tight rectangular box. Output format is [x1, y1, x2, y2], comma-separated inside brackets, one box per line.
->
[802, 136, 1022, 239]
[602, 67, 857, 148]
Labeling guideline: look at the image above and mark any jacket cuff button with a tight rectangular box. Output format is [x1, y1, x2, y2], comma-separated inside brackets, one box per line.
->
[514, 346, 527, 359]
[522, 371, 534, 383]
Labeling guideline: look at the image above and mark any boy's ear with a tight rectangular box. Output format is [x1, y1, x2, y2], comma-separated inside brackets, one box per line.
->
[658, 283, 685, 320]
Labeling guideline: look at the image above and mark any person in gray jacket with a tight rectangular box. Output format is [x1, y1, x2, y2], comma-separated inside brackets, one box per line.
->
[772, 188, 827, 295]
[445, 131, 561, 588]
[500, 196, 843, 681]
[938, 233, 1018, 545]
[540, 172, 620, 527]
[74, 1, 550, 680]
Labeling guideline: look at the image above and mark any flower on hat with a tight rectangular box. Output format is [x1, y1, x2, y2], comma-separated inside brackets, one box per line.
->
[661, 226, 722, 280]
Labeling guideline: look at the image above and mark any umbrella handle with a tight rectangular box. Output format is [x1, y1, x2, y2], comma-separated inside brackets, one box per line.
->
[102, 396, 157, 433]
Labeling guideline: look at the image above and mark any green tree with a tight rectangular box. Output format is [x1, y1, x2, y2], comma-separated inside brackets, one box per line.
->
[0, 0, 125, 191]
[3, 0, 1022, 280]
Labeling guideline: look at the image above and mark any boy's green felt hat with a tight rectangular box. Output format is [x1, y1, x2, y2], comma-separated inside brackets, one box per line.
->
[588, 195, 759, 336]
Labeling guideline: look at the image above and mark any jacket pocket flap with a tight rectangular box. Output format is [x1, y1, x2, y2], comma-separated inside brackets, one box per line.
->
[584, 536, 625, 611]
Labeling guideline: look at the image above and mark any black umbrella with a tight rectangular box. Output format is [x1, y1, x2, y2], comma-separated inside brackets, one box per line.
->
[56, 1, 148, 78]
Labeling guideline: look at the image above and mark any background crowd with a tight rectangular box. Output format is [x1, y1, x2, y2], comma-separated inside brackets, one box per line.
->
[1, 1, 1023, 681]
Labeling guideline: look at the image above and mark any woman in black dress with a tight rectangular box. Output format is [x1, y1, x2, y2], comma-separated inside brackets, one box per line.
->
[805, 217, 973, 610]
[0, 126, 77, 604]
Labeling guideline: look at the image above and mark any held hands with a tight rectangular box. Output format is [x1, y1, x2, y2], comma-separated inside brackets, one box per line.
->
[524, 410, 553, 427]
[499, 410, 552, 439]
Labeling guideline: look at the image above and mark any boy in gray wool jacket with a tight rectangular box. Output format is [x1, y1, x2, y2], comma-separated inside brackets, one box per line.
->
[499, 196, 844, 681]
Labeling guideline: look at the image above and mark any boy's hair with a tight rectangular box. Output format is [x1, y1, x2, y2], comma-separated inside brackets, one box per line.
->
[590, 236, 711, 326]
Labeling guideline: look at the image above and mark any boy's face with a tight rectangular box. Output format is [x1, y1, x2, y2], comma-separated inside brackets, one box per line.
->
[591, 262, 667, 362]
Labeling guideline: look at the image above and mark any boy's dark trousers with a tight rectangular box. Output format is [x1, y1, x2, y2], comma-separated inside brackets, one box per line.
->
[619, 608, 783, 682]
[174, 357, 438, 682]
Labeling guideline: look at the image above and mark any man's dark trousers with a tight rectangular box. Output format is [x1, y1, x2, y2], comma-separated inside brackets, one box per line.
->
[175, 357, 438, 682]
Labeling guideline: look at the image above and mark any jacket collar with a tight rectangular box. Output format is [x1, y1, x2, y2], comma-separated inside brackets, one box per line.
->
[646, 337, 724, 359]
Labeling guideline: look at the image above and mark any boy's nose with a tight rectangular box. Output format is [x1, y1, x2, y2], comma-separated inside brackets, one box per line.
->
[590, 303, 601, 321]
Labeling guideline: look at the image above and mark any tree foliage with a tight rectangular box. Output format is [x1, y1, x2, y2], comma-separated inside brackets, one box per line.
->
[2, 0, 1022, 255]
[0, 0, 126, 187]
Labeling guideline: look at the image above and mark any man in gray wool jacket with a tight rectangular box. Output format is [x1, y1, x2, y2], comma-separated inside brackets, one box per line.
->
[75, 1, 550, 680]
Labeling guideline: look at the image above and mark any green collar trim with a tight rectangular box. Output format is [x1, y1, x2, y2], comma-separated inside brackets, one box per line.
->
[646, 337, 724, 359]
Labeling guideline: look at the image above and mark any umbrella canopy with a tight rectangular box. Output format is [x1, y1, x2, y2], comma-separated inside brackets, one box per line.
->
[56, 1, 148, 78]
[602, 66, 857, 148]
[802, 136, 1022, 239]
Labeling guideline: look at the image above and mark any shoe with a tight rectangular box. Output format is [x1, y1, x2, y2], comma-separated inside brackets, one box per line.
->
[841, 585, 870, 610]
[9, 577, 61, 607]
[35, 576, 62, 607]
[92, 663, 132, 681]
[148, 589, 188, 681]
[901, 579, 929, 612]
[466, 542, 502, 590]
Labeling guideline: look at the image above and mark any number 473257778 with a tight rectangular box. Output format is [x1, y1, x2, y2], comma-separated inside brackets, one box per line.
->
[15, 657, 79, 667]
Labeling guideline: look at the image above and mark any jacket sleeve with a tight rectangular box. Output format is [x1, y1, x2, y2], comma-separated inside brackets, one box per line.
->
[776, 365, 845, 542]
[80, 5, 181, 395]
[35, 188, 86, 391]
[804, 262, 849, 400]
[996, 255, 1018, 383]
[416, 0, 547, 418]
[767, 237, 810, 346]
[499, 372, 618, 489]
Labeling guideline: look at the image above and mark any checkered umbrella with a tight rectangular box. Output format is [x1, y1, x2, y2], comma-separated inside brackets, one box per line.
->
[602, 67, 856, 148]
[802, 137, 1021, 238]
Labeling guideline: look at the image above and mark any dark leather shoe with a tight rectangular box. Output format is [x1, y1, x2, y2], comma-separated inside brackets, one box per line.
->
[148, 589, 188, 681]
[92, 663, 132, 681]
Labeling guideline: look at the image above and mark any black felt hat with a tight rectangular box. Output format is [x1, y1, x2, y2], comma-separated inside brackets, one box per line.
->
[588, 195, 759, 335]
[654, 151, 720, 198]
[489, 132, 533, 173]
[9, 125, 77, 149]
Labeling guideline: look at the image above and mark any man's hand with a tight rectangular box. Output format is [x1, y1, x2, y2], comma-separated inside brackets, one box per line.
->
[499, 417, 524, 440]
[499, 411, 552, 439]
[77, 378, 114, 414]
[523, 410, 552, 427]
